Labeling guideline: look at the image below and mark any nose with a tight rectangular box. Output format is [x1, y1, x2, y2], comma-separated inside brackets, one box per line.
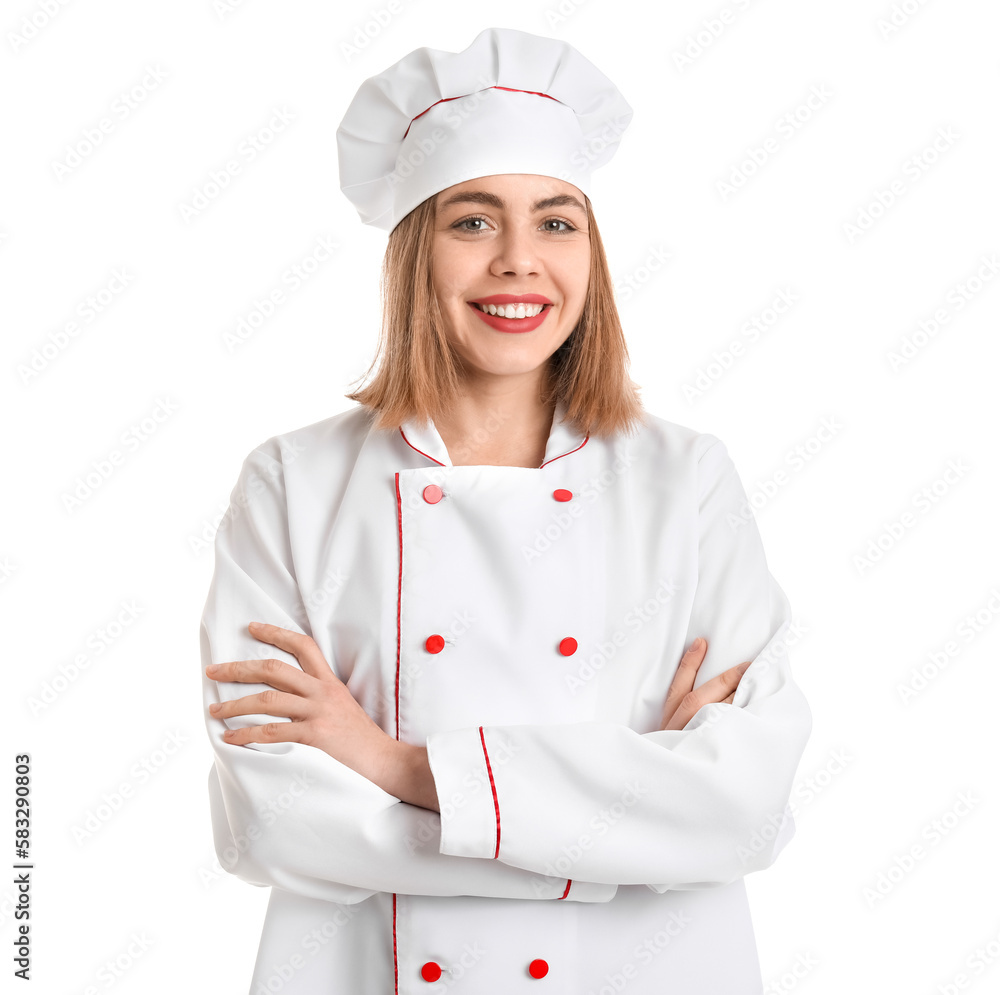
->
[489, 221, 541, 278]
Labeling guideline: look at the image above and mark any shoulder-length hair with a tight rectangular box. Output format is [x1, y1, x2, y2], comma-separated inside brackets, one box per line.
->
[345, 189, 645, 439]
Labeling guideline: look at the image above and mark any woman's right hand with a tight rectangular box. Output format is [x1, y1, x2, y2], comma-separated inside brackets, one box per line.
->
[659, 637, 752, 731]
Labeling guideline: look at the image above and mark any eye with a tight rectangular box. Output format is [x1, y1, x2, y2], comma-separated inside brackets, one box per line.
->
[452, 215, 491, 233]
[541, 218, 576, 232]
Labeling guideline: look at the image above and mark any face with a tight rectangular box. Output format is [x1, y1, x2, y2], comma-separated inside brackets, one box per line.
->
[430, 173, 591, 386]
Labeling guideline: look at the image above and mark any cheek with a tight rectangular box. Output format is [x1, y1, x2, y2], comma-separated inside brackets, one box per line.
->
[554, 251, 591, 303]
[432, 251, 476, 304]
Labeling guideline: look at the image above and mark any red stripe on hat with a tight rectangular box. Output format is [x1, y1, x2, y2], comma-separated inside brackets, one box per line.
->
[402, 86, 560, 139]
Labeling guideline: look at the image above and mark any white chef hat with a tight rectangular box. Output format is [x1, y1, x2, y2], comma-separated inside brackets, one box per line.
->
[336, 26, 633, 232]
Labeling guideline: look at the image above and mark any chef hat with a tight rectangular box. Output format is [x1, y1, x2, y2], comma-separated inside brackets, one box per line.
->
[336, 26, 633, 232]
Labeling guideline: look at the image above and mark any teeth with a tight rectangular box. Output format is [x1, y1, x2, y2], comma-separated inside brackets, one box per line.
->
[474, 302, 546, 318]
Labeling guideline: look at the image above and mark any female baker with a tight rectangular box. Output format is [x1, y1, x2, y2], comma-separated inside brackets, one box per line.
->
[200, 26, 812, 995]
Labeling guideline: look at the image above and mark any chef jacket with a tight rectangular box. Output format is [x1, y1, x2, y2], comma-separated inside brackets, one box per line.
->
[200, 398, 813, 994]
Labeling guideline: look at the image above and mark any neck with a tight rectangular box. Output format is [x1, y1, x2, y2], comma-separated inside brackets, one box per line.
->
[433, 367, 557, 468]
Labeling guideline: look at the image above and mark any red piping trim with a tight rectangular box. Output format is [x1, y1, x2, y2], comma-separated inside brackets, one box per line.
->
[399, 426, 446, 467]
[540, 434, 590, 468]
[392, 892, 398, 993]
[400, 424, 589, 469]
[478, 726, 501, 859]
[393, 472, 403, 741]
[560, 879, 573, 900]
[403, 86, 561, 139]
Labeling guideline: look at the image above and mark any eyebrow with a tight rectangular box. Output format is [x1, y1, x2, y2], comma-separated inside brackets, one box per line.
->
[437, 190, 587, 214]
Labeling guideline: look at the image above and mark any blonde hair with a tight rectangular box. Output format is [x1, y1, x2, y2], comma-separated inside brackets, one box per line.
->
[345, 190, 645, 439]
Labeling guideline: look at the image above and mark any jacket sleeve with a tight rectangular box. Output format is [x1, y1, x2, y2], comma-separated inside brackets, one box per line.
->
[201, 444, 617, 905]
[424, 435, 813, 889]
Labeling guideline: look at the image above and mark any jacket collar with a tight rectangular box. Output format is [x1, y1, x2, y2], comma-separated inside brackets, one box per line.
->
[398, 398, 589, 468]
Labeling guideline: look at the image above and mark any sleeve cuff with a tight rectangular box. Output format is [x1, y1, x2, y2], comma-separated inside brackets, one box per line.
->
[425, 724, 505, 861]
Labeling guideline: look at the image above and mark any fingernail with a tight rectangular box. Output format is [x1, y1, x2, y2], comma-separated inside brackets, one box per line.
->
[205, 664, 218, 674]
[693, 637, 704, 650]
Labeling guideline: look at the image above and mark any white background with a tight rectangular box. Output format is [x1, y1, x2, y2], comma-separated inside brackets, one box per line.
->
[3, 0, 999, 992]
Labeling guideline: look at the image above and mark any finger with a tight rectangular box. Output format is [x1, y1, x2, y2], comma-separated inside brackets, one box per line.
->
[693, 660, 752, 704]
[220, 719, 305, 746]
[663, 638, 708, 702]
[206, 656, 313, 696]
[659, 638, 709, 730]
[209, 688, 308, 721]
[248, 621, 332, 681]
[664, 661, 750, 731]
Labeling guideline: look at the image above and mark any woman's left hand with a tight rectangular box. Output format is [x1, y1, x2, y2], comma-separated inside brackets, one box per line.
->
[205, 621, 396, 788]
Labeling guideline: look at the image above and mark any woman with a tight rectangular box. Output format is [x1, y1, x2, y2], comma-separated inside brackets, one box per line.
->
[201, 27, 812, 994]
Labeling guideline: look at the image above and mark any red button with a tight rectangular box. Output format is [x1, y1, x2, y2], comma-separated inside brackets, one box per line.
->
[425, 634, 445, 654]
[558, 637, 577, 656]
[552, 489, 573, 502]
[423, 484, 443, 504]
[421, 961, 442, 982]
[529, 958, 549, 978]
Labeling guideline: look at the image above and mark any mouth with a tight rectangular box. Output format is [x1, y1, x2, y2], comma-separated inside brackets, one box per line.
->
[466, 298, 555, 333]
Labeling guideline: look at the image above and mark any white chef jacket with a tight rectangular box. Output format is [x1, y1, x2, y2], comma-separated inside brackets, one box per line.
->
[200, 399, 812, 994]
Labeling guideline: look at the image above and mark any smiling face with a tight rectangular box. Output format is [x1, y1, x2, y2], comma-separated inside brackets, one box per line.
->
[430, 173, 591, 386]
